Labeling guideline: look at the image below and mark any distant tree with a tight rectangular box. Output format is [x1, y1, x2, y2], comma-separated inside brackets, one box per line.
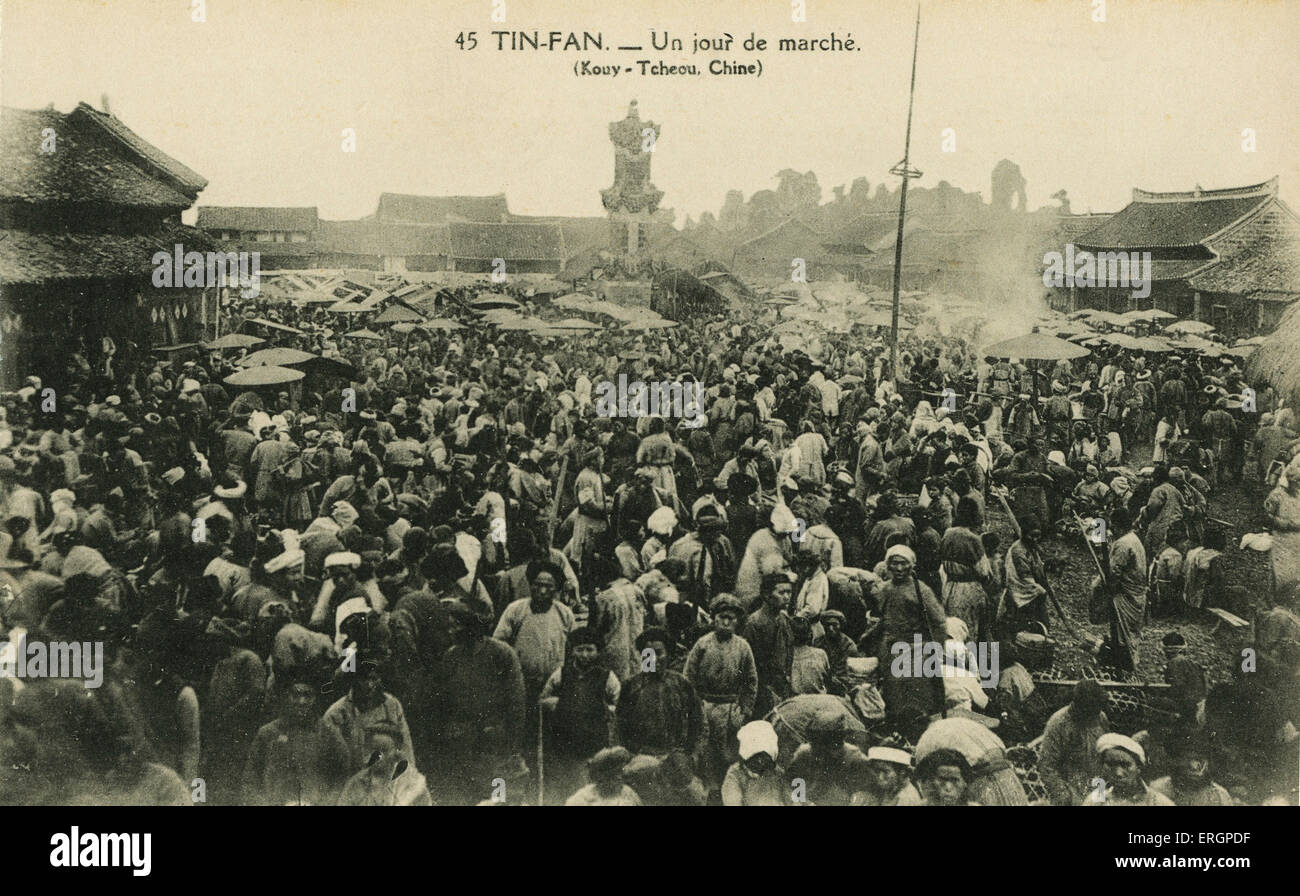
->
[849, 177, 873, 207]
[1052, 189, 1071, 215]
[775, 169, 821, 211]
[719, 190, 747, 231]
[747, 189, 783, 231]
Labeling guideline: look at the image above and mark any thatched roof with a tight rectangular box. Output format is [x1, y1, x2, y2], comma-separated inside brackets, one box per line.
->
[1247, 301, 1300, 400]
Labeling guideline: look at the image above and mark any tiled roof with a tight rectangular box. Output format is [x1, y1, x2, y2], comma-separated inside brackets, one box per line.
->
[0, 223, 219, 283]
[448, 222, 565, 261]
[73, 102, 207, 194]
[1076, 180, 1276, 249]
[1148, 257, 1214, 282]
[375, 192, 509, 224]
[316, 220, 450, 256]
[1188, 221, 1300, 295]
[235, 241, 320, 257]
[198, 206, 318, 232]
[0, 106, 199, 209]
[822, 213, 897, 252]
[1057, 213, 1114, 239]
[736, 217, 826, 251]
[864, 228, 986, 268]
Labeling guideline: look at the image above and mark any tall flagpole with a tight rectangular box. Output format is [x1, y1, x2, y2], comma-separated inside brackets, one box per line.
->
[889, 7, 923, 383]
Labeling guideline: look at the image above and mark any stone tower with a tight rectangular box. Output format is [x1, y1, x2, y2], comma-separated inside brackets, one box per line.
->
[991, 159, 1027, 213]
[601, 100, 663, 256]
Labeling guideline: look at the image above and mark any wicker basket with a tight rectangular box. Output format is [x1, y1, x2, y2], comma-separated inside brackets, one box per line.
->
[1014, 623, 1057, 671]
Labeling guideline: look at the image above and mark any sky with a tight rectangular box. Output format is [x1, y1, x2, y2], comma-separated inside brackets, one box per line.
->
[3, 0, 1298, 223]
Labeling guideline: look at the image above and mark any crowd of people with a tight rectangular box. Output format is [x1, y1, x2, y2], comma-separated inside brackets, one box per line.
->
[1, 281, 1297, 806]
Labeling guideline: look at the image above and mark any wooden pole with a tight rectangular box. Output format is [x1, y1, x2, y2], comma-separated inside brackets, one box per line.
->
[889, 7, 922, 381]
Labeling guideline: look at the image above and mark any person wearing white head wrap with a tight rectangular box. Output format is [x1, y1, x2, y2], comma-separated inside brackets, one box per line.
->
[854, 746, 923, 806]
[309, 550, 381, 630]
[876, 539, 946, 730]
[330, 501, 360, 530]
[38, 489, 79, 544]
[939, 616, 989, 712]
[263, 547, 304, 575]
[733, 504, 796, 606]
[1084, 732, 1173, 805]
[638, 506, 676, 571]
[721, 720, 790, 806]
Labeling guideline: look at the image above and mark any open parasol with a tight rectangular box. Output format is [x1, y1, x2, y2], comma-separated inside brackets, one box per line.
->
[344, 328, 383, 341]
[1122, 308, 1176, 322]
[1131, 335, 1176, 353]
[224, 364, 304, 387]
[981, 332, 1091, 360]
[495, 318, 539, 331]
[420, 318, 465, 331]
[553, 293, 600, 311]
[470, 293, 523, 311]
[239, 347, 316, 367]
[203, 333, 265, 351]
[623, 318, 679, 331]
[373, 304, 424, 325]
[298, 291, 341, 305]
[554, 317, 602, 331]
[1166, 319, 1215, 335]
[244, 318, 305, 336]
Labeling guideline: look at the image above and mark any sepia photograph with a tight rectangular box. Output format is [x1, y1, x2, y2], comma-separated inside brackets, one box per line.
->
[0, 0, 1297, 842]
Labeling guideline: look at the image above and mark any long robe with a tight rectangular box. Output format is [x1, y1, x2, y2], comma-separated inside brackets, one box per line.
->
[877, 575, 946, 727]
[939, 526, 992, 643]
[1142, 481, 1185, 557]
[590, 578, 645, 682]
[1106, 531, 1147, 670]
[735, 527, 793, 606]
[1264, 483, 1300, 602]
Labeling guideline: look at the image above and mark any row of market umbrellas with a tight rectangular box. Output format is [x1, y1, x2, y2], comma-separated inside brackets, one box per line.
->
[983, 329, 1255, 362]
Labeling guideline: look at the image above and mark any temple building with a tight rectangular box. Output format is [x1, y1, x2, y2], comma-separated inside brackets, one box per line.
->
[1062, 178, 1300, 336]
[0, 101, 216, 388]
